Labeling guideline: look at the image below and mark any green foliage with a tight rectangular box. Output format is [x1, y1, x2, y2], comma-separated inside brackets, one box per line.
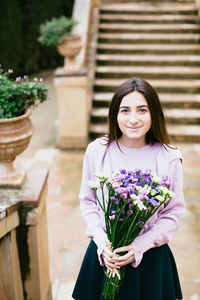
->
[38, 16, 78, 47]
[0, 68, 49, 119]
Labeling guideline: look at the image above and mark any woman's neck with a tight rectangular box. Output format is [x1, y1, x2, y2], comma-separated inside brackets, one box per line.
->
[118, 136, 147, 149]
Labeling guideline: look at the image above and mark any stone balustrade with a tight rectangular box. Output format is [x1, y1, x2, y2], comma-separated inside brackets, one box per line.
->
[0, 168, 52, 300]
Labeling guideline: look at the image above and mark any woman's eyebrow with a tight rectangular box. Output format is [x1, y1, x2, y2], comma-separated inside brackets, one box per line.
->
[137, 105, 149, 108]
[119, 105, 149, 108]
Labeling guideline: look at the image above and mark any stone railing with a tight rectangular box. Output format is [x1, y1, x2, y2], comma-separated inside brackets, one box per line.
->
[0, 168, 52, 300]
[54, 0, 100, 149]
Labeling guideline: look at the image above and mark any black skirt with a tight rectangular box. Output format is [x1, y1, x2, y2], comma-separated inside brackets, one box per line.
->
[72, 240, 183, 300]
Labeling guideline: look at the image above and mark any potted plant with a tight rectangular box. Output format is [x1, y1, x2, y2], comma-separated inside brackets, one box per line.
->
[0, 67, 49, 187]
[38, 16, 81, 72]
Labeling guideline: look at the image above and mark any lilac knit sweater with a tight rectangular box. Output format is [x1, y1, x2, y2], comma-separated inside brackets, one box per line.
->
[79, 138, 185, 268]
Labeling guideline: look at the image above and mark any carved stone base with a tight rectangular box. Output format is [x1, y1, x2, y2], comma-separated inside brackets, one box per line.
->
[0, 162, 26, 188]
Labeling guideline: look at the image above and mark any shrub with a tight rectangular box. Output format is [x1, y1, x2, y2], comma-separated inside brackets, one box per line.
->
[38, 16, 78, 47]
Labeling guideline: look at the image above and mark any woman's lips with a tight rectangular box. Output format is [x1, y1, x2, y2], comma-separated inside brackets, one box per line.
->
[126, 125, 142, 130]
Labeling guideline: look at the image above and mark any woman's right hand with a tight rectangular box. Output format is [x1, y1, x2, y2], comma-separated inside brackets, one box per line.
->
[102, 245, 119, 271]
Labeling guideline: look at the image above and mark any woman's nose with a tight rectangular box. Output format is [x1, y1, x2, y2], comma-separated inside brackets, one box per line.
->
[129, 112, 138, 123]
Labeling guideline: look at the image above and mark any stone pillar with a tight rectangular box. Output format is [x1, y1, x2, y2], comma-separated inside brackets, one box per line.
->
[0, 168, 52, 300]
[54, 70, 89, 149]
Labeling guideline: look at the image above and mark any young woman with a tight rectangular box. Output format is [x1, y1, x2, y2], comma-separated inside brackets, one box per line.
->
[72, 78, 185, 300]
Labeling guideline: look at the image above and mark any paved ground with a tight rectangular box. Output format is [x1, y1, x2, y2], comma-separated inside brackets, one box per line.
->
[17, 70, 200, 300]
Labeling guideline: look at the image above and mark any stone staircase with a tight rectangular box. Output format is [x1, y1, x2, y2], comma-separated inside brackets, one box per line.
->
[89, 0, 200, 143]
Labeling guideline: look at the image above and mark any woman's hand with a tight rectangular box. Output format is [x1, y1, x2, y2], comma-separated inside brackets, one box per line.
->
[112, 244, 135, 268]
[102, 245, 118, 271]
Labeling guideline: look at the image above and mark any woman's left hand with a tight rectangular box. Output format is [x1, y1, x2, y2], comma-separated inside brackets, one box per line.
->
[112, 244, 135, 268]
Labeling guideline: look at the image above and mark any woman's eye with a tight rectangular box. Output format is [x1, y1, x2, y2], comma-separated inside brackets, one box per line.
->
[139, 108, 147, 113]
[121, 109, 129, 113]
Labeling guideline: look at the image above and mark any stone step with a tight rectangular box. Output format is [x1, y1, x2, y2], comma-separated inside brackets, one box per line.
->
[94, 79, 200, 93]
[95, 66, 200, 79]
[100, 3, 197, 15]
[91, 107, 200, 124]
[96, 54, 200, 66]
[98, 33, 200, 44]
[97, 43, 200, 54]
[93, 92, 200, 108]
[89, 123, 200, 143]
[100, 14, 198, 23]
[99, 23, 200, 34]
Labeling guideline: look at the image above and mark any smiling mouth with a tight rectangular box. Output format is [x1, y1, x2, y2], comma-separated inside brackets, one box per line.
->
[127, 126, 142, 130]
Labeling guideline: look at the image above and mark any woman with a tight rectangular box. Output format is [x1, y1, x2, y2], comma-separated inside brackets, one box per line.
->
[72, 78, 185, 300]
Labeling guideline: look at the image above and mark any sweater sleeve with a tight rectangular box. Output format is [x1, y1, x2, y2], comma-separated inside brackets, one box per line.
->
[131, 157, 185, 268]
[79, 142, 107, 265]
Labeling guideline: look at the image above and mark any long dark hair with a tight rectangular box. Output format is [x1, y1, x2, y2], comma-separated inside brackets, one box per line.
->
[107, 77, 170, 148]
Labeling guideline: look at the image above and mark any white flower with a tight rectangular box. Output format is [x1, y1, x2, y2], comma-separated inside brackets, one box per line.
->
[151, 189, 157, 196]
[135, 186, 143, 192]
[155, 195, 164, 202]
[168, 190, 175, 198]
[95, 172, 109, 183]
[159, 186, 169, 195]
[131, 194, 139, 201]
[94, 172, 108, 179]
[88, 180, 98, 189]
[151, 172, 161, 184]
[133, 198, 147, 211]
[143, 184, 151, 194]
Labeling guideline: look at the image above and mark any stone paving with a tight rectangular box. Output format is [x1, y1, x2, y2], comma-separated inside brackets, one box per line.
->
[17, 70, 200, 300]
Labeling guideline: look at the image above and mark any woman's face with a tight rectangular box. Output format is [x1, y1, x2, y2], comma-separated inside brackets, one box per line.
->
[117, 91, 152, 146]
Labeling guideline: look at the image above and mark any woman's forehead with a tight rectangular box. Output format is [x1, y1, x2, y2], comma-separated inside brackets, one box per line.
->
[120, 91, 148, 107]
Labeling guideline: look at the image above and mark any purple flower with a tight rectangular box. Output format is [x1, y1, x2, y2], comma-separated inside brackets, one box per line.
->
[128, 210, 133, 214]
[139, 193, 149, 202]
[144, 169, 152, 176]
[111, 197, 119, 204]
[124, 181, 130, 187]
[120, 169, 127, 174]
[129, 203, 133, 209]
[136, 220, 145, 226]
[162, 176, 171, 187]
[148, 198, 159, 206]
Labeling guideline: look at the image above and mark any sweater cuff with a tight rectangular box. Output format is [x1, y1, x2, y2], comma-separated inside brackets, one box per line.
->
[131, 239, 144, 268]
[89, 227, 107, 266]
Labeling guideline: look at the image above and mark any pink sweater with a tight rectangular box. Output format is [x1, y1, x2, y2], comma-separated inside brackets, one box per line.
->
[79, 137, 185, 268]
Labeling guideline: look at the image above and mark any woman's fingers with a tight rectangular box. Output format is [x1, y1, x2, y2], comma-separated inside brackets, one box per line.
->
[102, 244, 135, 269]
[102, 246, 119, 271]
[112, 245, 135, 267]
[113, 245, 133, 254]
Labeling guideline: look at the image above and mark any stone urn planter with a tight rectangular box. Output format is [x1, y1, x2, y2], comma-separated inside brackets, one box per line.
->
[57, 34, 82, 72]
[0, 110, 34, 188]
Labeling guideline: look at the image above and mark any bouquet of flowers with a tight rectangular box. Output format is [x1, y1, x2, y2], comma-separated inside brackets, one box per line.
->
[89, 169, 175, 300]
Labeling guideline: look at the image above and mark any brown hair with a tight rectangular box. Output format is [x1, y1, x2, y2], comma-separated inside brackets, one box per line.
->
[106, 77, 171, 148]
